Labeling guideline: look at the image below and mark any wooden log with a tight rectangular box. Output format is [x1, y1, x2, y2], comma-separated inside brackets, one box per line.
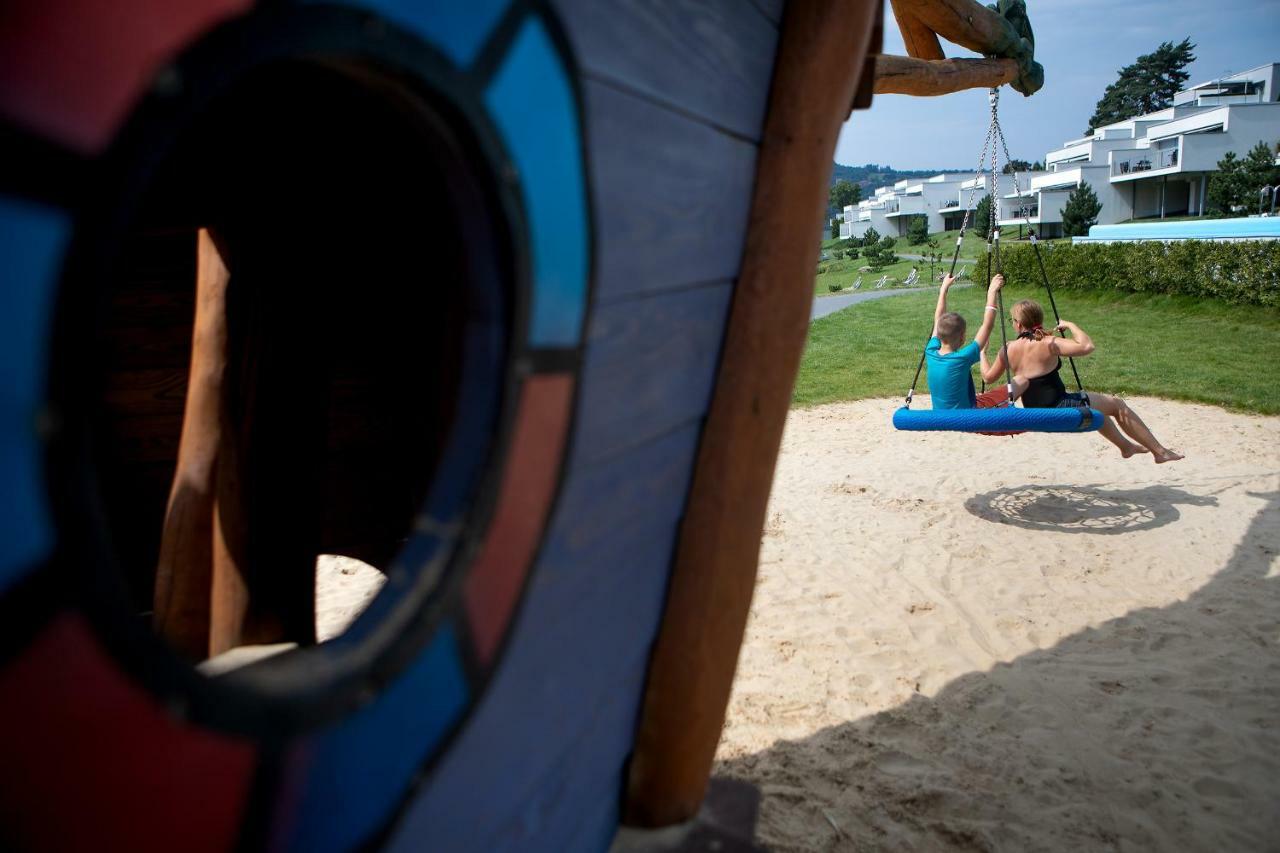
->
[152, 228, 228, 660]
[873, 53, 1019, 96]
[891, 0, 1026, 60]
[889, 0, 944, 61]
[622, 0, 879, 828]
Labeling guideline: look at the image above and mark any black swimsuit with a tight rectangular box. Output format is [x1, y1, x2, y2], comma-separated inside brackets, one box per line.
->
[1016, 331, 1089, 409]
[1020, 358, 1069, 408]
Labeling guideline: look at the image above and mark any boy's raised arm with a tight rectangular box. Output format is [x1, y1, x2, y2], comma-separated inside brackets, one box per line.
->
[973, 273, 1004, 349]
[932, 274, 955, 337]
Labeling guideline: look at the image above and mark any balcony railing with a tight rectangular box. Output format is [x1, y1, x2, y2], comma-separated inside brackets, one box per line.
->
[1113, 147, 1179, 176]
[1003, 205, 1038, 220]
[940, 199, 960, 209]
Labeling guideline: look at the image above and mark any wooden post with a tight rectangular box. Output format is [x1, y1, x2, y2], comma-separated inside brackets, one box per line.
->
[152, 228, 230, 660]
[622, 0, 879, 828]
[873, 54, 1019, 96]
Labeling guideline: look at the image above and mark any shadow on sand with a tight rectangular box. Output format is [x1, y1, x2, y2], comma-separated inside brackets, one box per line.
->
[964, 484, 1218, 536]
[718, 488, 1280, 851]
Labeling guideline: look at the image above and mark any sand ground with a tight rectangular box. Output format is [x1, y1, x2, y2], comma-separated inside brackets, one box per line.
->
[713, 397, 1280, 852]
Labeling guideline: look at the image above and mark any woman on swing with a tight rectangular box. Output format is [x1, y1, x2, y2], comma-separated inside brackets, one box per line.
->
[982, 299, 1184, 463]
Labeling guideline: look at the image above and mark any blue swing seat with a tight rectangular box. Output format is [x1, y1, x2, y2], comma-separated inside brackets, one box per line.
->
[893, 404, 1103, 433]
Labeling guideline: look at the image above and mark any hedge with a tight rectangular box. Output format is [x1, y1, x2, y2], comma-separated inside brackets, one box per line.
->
[999, 240, 1280, 307]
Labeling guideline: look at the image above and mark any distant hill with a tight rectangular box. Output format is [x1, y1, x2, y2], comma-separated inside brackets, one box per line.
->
[831, 162, 968, 194]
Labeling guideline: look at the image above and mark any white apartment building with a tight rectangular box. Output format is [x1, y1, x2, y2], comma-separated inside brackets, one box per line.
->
[1006, 62, 1280, 236]
[840, 173, 982, 240]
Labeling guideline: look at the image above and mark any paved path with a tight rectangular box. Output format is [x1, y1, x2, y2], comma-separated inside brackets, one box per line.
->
[810, 287, 921, 321]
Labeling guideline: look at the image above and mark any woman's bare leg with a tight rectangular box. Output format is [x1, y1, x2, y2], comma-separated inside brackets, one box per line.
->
[1095, 414, 1147, 458]
[1089, 392, 1183, 463]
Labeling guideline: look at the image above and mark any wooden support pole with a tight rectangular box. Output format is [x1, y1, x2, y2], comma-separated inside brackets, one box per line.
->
[892, 0, 1026, 60]
[873, 53, 1019, 96]
[622, 0, 879, 828]
[153, 228, 230, 660]
[890, 0, 944, 61]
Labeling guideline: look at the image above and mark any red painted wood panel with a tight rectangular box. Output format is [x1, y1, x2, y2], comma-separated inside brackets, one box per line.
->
[463, 374, 573, 664]
[0, 0, 250, 153]
[0, 613, 256, 852]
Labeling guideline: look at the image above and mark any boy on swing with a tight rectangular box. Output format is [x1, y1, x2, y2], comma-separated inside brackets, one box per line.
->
[925, 272, 1014, 408]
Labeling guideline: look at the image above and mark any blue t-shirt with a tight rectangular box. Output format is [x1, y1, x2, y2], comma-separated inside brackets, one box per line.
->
[925, 337, 980, 409]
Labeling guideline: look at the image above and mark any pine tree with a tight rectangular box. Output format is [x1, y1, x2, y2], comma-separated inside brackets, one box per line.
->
[859, 226, 881, 247]
[974, 194, 994, 237]
[830, 216, 843, 239]
[1209, 143, 1280, 216]
[906, 215, 929, 245]
[1086, 39, 1195, 133]
[1060, 183, 1102, 237]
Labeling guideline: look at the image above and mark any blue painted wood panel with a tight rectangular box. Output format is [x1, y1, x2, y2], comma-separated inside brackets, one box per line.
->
[388, 424, 702, 851]
[750, 0, 785, 25]
[552, 0, 779, 140]
[572, 281, 731, 467]
[585, 81, 758, 303]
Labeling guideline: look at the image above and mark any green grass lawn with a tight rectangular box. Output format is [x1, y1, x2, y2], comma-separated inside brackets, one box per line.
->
[796, 283, 1280, 415]
[818, 227, 1038, 297]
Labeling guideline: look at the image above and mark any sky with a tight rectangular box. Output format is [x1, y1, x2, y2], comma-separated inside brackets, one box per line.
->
[835, 0, 1280, 170]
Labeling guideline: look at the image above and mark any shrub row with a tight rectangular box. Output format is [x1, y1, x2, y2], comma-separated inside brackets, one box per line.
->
[999, 239, 1280, 307]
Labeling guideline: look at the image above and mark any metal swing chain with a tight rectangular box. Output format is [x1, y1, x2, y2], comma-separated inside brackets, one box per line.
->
[990, 90, 1085, 392]
[903, 101, 1000, 408]
[987, 89, 1016, 401]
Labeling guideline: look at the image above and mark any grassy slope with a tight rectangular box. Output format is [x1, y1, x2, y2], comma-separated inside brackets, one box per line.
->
[796, 282, 1280, 415]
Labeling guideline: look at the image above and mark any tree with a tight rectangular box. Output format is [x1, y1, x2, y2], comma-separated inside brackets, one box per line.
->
[1207, 151, 1246, 215]
[974, 193, 994, 236]
[1086, 39, 1195, 133]
[1002, 159, 1031, 174]
[1209, 142, 1280, 215]
[1060, 183, 1102, 237]
[830, 216, 842, 239]
[829, 179, 861, 213]
[859, 226, 881, 247]
[906, 215, 929, 245]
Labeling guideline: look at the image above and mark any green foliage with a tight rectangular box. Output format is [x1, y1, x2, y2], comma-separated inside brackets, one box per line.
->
[827, 281, 843, 292]
[1086, 38, 1196, 133]
[906, 215, 929, 245]
[1208, 143, 1280, 216]
[829, 179, 861, 212]
[859, 226, 881, 247]
[797, 280, 1280, 413]
[844, 246, 859, 260]
[999, 240, 1280, 307]
[879, 236, 897, 251]
[829, 216, 842, 239]
[1060, 183, 1103, 237]
[974, 194, 994, 237]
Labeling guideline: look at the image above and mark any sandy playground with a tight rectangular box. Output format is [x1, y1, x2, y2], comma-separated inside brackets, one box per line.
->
[713, 396, 1280, 852]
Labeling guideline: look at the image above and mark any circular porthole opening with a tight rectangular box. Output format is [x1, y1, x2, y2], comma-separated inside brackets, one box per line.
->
[73, 55, 514, 710]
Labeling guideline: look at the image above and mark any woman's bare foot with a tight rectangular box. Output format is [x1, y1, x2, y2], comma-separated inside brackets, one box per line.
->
[1119, 443, 1149, 459]
[1153, 448, 1184, 464]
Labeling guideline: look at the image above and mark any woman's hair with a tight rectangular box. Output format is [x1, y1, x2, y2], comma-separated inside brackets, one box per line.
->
[1011, 299, 1046, 339]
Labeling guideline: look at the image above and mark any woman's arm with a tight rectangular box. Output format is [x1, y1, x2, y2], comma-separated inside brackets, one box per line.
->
[1050, 320, 1096, 357]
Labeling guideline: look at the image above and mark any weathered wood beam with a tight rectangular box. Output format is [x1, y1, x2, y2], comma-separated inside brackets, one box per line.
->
[893, 0, 1026, 60]
[890, 0, 944, 61]
[622, 0, 880, 829]
[874, 53, 1019, 97]
[153, 228, 229, 660]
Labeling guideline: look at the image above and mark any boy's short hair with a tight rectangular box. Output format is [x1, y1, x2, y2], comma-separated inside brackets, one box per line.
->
[937, 311, 966, 347]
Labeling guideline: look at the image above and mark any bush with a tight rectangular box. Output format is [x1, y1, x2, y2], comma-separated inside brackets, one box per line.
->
[828, 282, 843, 292]
[906, 216, 929, 245]
[999, 240, 1280, 307]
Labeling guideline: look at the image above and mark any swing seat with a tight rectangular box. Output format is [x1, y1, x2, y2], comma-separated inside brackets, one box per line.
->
[975, 386, 1023, 437]
[892, 403, 1102, 433]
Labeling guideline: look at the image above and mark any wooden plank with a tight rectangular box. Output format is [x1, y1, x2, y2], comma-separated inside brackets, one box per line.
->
[553, 0, 778, 140]
[388, 424, 701, 847]
[624, 0, 880, 827]
[585, 81, 757, 303]
[571, 282, 731, 466]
